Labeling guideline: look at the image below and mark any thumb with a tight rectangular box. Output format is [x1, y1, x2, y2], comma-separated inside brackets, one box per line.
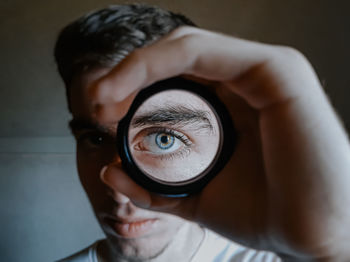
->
[100, 165, 151, 209]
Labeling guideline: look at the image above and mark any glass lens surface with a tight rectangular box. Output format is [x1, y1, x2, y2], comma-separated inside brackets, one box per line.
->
[128, 90, 221, 184]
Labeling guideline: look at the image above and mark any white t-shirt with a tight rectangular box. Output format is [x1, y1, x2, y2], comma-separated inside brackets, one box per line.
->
[57, 229, 280, 262]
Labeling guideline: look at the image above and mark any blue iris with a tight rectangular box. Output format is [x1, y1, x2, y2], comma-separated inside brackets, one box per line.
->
[155, 133, 175, 150]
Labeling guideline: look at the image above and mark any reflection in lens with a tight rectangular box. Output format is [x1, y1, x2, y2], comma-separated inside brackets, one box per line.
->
[128, 90, 221, 184]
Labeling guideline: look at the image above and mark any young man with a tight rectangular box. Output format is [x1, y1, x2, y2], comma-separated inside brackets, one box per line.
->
[55, 4, 350, 262]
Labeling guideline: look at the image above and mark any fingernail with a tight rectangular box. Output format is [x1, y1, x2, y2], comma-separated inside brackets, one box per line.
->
[100, 166, 108, 181]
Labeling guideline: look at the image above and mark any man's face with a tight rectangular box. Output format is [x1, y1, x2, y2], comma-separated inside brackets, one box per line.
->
[68, 67, 188, 259]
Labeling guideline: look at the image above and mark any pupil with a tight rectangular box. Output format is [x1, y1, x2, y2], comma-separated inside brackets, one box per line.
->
[160, 135, 169, 144]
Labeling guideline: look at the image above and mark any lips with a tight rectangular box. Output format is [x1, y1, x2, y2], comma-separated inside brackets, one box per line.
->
[113, 219, 158, 238]
[103, 216, 158, 238]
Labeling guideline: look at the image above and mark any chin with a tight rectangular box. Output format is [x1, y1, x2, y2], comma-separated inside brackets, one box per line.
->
[96, 209, 186, 259]
[106, 231, 173, 260]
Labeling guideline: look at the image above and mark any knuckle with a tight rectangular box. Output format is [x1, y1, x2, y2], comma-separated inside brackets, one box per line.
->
[172, 34, 200, 64]
[178, 34, 196, 46]
[177, 33, 201, 50]
[169, 25, 198, 38]
[275, 46, 308, 65]
[92, 77, 119, 104]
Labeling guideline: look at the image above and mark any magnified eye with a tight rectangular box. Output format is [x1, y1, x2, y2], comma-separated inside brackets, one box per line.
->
[134, 128, 192, 155]
[144, 133, 179, 153]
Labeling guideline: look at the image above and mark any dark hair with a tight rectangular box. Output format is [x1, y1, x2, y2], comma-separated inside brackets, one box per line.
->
[54, 4, 196, 110]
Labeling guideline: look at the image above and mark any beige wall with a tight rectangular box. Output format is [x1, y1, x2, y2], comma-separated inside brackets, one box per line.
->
[1, 1, 349, 261]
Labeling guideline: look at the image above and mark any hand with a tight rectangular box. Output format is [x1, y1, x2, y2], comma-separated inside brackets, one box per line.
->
[89, 26, 350, 261]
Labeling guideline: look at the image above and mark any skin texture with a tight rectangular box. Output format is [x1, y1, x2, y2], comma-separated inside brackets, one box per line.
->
[69, 67, 207, 262]
[86, 26, 350, 261]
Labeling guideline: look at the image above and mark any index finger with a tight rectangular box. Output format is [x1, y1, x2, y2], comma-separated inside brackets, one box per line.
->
[89, 26, 316, 120]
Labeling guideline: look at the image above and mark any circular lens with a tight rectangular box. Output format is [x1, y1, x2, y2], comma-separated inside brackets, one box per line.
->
[117, 77, 236, 196]
[127, 89, 222, 184]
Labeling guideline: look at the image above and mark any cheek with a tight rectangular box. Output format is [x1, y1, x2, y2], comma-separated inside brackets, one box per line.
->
[153, 213, 186, 236]
[77, 149, 100, 178]
[76, 146, 116, 200]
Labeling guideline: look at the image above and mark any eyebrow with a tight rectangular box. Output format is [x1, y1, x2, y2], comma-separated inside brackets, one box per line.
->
[68, 118, 115, 134]
[131, 105, 214, 131]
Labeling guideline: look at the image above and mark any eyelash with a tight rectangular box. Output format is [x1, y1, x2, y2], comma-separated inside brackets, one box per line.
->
[139, 127, 193, 160]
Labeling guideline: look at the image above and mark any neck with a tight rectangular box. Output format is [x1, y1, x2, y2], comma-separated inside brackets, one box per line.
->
[97, 222, 205, 262]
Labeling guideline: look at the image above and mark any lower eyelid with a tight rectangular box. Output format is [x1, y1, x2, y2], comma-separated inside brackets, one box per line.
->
[142, 146, 192, 161]
[160, 147, 192, 160]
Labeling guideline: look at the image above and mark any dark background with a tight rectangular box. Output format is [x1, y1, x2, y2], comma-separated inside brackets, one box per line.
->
[0, 0, 349, 261]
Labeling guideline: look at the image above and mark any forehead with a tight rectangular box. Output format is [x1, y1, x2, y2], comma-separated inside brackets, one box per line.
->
[69, 67, 112, 119]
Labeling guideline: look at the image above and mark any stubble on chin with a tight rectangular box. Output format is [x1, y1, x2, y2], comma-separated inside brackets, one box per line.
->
[98, 233, 173, 262]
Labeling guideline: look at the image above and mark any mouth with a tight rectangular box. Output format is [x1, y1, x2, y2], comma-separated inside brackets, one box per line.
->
[103, 216, 159, 238]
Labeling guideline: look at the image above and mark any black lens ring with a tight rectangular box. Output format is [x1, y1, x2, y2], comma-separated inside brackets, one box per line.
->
[116, 77, 237, 197]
